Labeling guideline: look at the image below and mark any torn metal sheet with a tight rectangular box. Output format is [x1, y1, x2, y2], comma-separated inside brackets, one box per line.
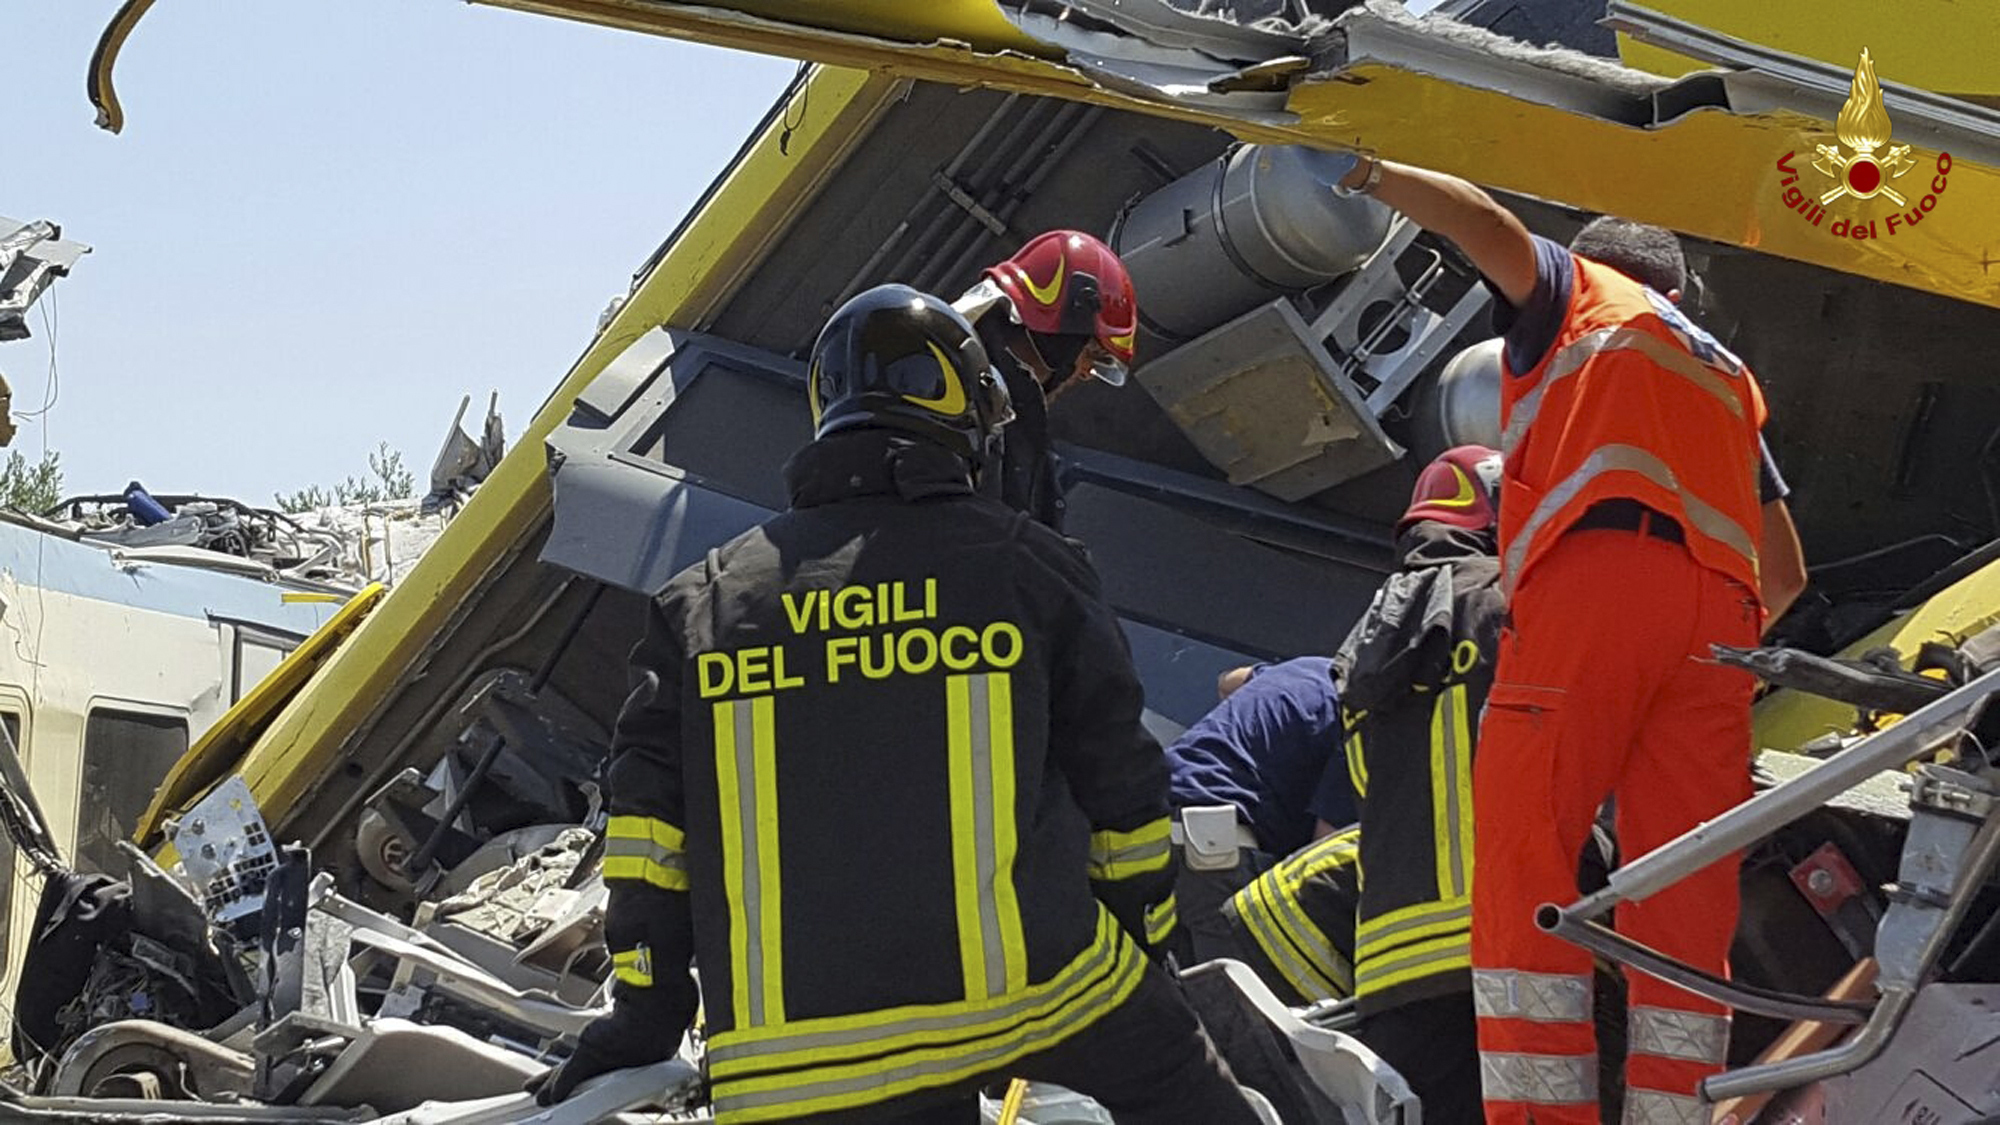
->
[296, 1019, 541, 1114]
[1605, 3, 2000, 166]
[1607, 0, 2000, 101]
[0, 217, 91, 342]
[424, 394, 507, 516]
[431, 827, 593, 945]
[1063, 51, 1293, 120]
[999, 4, 1300, 120]
[1051, 0, 1321, 56]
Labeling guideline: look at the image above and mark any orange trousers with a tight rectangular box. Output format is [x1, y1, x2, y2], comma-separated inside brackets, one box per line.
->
[1471, 527, 1758, 1125]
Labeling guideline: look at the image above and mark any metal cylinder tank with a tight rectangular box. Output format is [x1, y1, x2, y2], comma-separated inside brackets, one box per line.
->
[1113, 145, 1394, 341]
[1426, 336, 1505, 455]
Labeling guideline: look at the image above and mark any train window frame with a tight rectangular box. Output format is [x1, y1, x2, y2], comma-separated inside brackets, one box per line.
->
[214, 619, 308, 704]
[76, 700, 190, 878]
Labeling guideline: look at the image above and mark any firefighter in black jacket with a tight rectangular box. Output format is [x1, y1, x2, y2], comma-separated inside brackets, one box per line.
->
[1223, 445, 1506, 1125]
[956, 231, 1139, 530]
[534, 285, 1259, 1124]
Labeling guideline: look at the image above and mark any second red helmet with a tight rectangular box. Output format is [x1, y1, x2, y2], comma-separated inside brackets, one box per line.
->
[984, 230, 1138, 386]
[1401, 445, 1503, 533]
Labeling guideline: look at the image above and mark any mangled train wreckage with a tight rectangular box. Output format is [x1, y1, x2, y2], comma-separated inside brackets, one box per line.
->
[14, 0, 2000, 1121]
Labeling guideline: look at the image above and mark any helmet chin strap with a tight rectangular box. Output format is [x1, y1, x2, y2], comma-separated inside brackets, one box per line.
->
[1004, 332, 1057, 389]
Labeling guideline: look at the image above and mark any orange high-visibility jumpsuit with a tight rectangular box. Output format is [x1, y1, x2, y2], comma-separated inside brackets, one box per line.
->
[1472, 250, 1768, 1125]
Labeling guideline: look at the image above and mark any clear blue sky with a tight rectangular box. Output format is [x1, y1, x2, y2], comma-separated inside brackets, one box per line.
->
[3, 2, 795, 504]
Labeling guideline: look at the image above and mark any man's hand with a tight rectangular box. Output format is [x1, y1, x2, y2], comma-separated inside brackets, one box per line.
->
[527, 1012, 682, 1107]
[1758, 498, 1807, 630]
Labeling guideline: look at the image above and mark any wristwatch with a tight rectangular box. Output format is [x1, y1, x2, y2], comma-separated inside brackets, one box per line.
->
[1333, 156, 1383, 198]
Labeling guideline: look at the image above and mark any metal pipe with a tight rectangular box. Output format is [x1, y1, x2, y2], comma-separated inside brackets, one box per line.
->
[1702, 988, 1913, 1103]
[829, 95, 1022, 309]
[911, 98, 1084, 294]
[927, 104, 1107, 290]
[1703, 802, 2000, 1100]
[1536, 908, 1871, 1025]
[1298, 995, 1362, 1032]
[1559, 665, 2000, 921]
[877, 98, 1052, 289]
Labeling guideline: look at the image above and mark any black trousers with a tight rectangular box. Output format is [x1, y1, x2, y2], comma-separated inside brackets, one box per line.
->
[1360, 991, 1483, 1125]
[1175, 844, 1277, 964]
[806, 965, 1264, 1124]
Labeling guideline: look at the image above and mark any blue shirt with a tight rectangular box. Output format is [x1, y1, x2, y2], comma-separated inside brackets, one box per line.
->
[1166, 657, 1354, 856]
[1492, 235, 1789, 502]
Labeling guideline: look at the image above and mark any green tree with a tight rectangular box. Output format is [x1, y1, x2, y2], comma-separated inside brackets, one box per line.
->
[275, 442, 417, 513]
[0, 449, 64, 513]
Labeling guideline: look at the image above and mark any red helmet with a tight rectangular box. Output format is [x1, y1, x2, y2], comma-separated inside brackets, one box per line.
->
[1400, 445, 1502, 532]
[984, 230, 1138, 387]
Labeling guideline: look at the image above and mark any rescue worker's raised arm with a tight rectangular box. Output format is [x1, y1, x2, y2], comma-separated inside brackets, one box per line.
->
[532, 588, 701, 1105]
[1029, 533, 1182, 961]
[1338, 157, 1539, 307]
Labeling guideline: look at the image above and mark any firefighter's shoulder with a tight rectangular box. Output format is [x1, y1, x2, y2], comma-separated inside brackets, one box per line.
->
[1005, 509, 1105, 596]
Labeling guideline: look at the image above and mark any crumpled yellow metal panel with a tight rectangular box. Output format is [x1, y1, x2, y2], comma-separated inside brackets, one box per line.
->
[479, 1, 2000, 312]
[1753, 557, 2000, 752]
[1613, 0, 2000, 100]
[472, 1, 1218, 132]
[1282, 66, 2000, 310]
[652, 0, 1049, 56]
[141, 583, 386, 846]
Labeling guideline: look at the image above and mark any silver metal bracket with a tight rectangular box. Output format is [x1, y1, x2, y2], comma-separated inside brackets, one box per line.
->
[1905, 766, 1998, 822]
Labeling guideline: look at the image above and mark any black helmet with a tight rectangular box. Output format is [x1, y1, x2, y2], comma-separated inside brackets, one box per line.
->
[809, 284, 1014, 458]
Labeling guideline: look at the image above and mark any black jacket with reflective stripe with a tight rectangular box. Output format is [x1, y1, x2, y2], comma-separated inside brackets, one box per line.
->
[1335, 523, 1504, 1014]
[1222, 829, 1362, 1007]
[973, 316, 1066, 532]
[599, 429, 1171, 1119]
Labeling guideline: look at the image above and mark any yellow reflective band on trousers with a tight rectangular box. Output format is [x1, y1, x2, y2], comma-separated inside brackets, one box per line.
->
[1628, 1005, 1729, 1065]
[1144, 894, 1178, 947]
[1087, 817, 1171, 882]
[603, 814, 690, 891]
[715, 696, 784, 1029]
[1479, 1050, 1598, 1106]
[706, 911, 1145, 1122]
[612, 945, 655, 988]
[1230, 833, 1357, 1003]
[947, 672, 1027, 1000]
[1428, 685, 1474, 900]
